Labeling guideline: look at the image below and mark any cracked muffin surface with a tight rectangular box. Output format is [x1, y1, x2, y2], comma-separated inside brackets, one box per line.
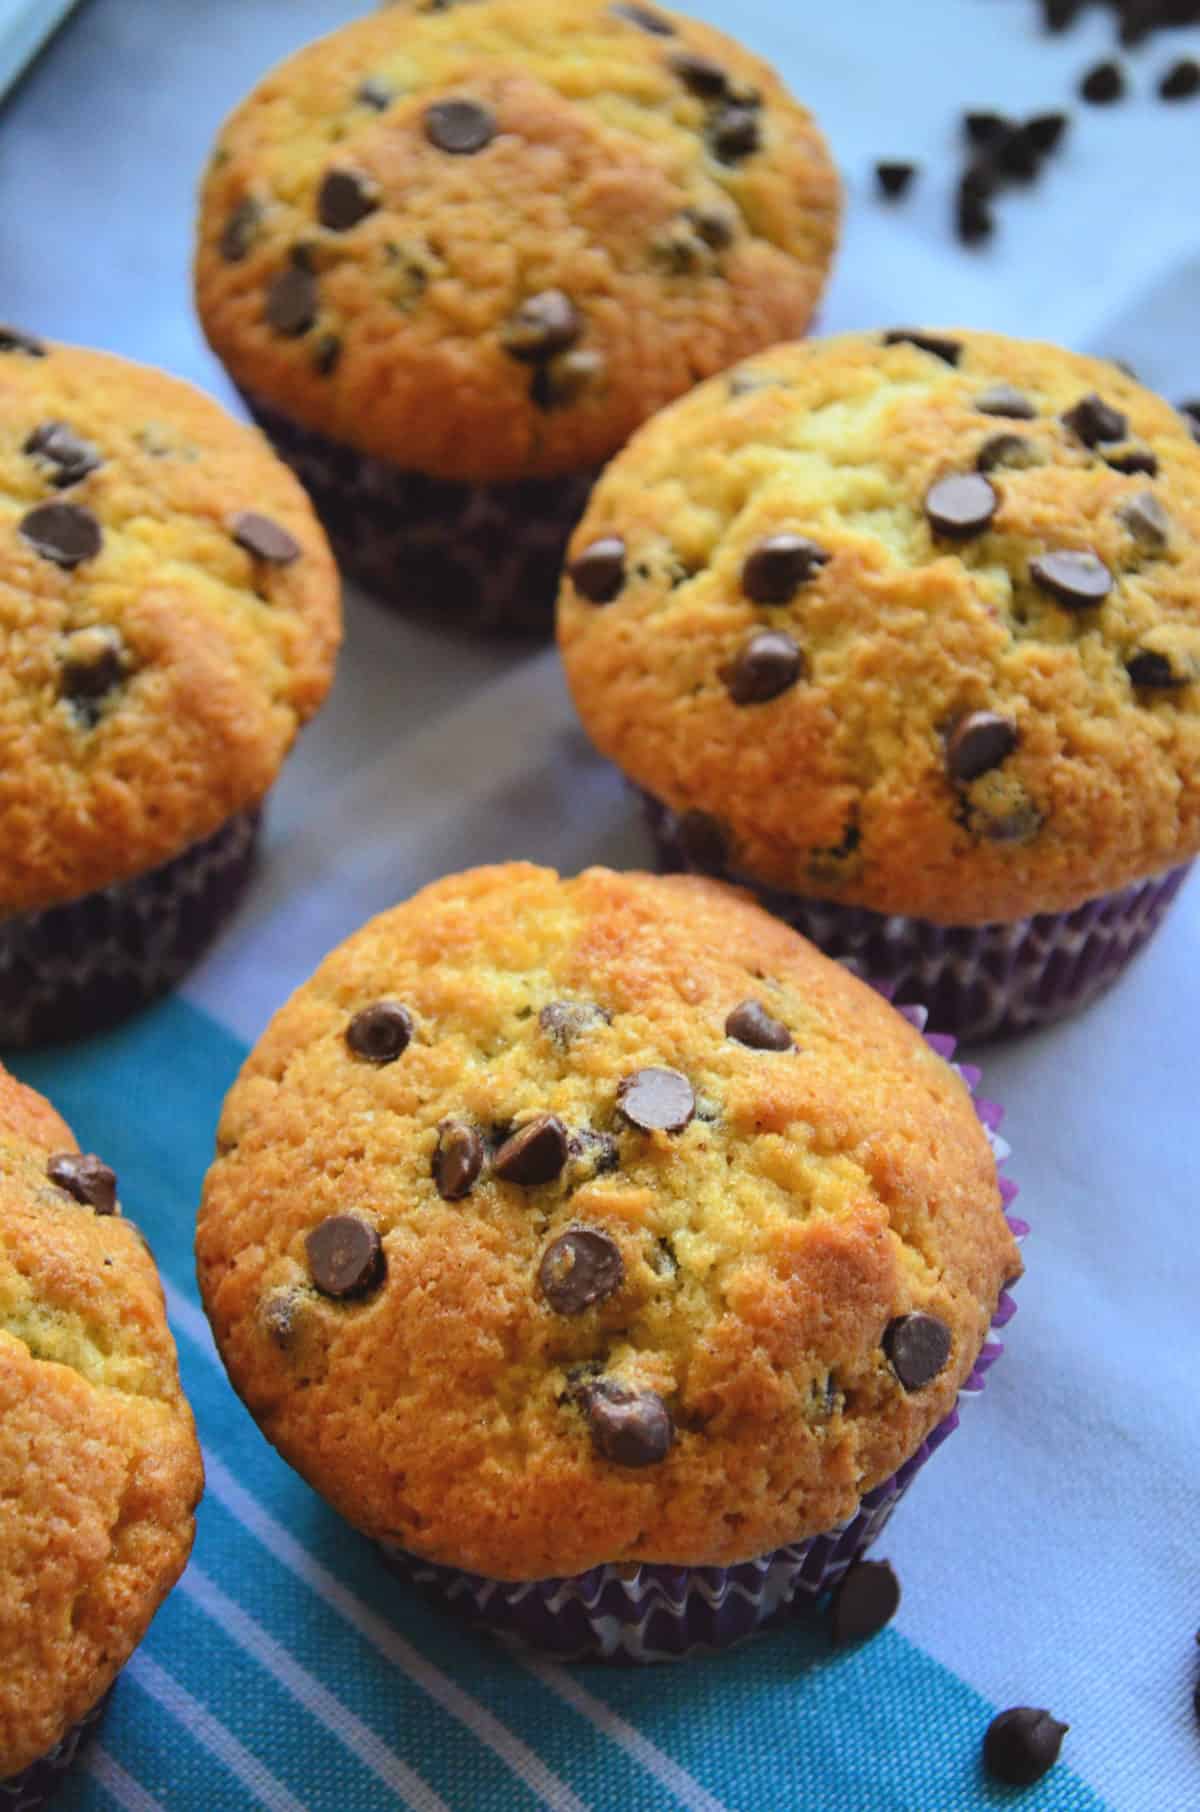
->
[558, 329, 1200, 923]
[0, 334, 340, 912]
[0, 1065, 202, 1778]
[193, 0, 839, 483]
[196, 864, 1017, 1580]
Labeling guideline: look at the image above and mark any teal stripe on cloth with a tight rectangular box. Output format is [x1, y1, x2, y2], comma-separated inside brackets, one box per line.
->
[13, 997, 1113, 1812]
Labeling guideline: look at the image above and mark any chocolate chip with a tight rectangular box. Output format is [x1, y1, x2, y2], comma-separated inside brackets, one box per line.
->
[991, 127, 1039, 185]
[983, 1708, 1069, 1787]
[610, 2, 675, 33]
[433, 1121, 486, 1199]
[882, 329, 962, 366]
[24, 421, 102, 487]
[723, 631, 805, 705]
[1104, 447, 1158, 476]
[424, 99, 496, 154]
[494, 1114, 570, 1186]
[684, 205, 737, 249]
[260, 1288, 304, 1349]
[925, 473, 998, 539]
[1081, 60, 1125, 104]
[1029, 550, 1113, 608]
[1061, 392, 1128, 446]
[266, 264, 318, 336]
[584, 1381, 674, 1466]
[677, 809, 728, 872]
[19, 502, 102, 569]
[875, 160, 916, 199]
[569, 537, 626, 603]
[539, 1001, 611, 1045]
[358, 77, 393, 110]
[742, 533, 830, 603]
[830, 1559, 901, 1647]
[539, 1228, 624, 1315]
[883, 1312, 952, 1390]
[1127, 650, 1187, 689]
[313, 334, 342, 377]
[1042, 0, 1082, 28]
[47, 1152, 117, 1214]
[220, 198, 262, 263]
[945, 710, 1019, 782]
[964, 110, 1009, 147]
[501, 290, 581, 363]
[0, 324, 45, 356]
[531, 349, 606, 411]
[567, 1128, 620, 1177]
[669, 49, 729, 97]
[708, 106, 761, 163]
[1025, 111, 1069, 154]
[230, 511, 302, 565]
[318, 168, 380, 231]
[1117, 491, 1170, 551]
[345, 1000, 413, 1063]
[976, 432, 1039, 473]
[974, 383, 1036, 419]
[955, 181, 993, 246]
[306, 1215, 385, 1299]
[61, 627, 125, 722]
[725, 1000, 793, 1050]
[1161, 58, 1200, 100]
[617, 1067, 695, 1134]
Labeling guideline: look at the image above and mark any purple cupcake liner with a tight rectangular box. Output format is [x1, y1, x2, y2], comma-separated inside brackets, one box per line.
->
[0, 808, 260, 1047]
[382, 1006, 1023, 1662]
[1, 1690, 111, 1811]
[642, 790, 1191, 1043]
[239, 391, 597, 638]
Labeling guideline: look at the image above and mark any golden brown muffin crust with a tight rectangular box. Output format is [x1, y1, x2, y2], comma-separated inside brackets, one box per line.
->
[196, 864, 1017, 1580]
[0, 1066, 202, 1778]
[0, 337, 340, 912]
[558, 329, 1200, 922]
[193, 0, 839, 482]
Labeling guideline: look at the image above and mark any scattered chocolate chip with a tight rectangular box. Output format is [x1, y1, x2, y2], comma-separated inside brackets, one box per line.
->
[220, 198, 262, 263]
[1160, 57, 1199, 100]
[265, 264, 318, 336]
[0, 324, 45, 356]
[1104, 447, 1158, 476]
[992, 127, 1040, 185]
[925, 472, 998, 539]
[345, 1000, 414, 1063]
[742, 533, 830, 603]
[47, 1152, 117, 1214]
[669, 49, 729, 97]
[569, 536, 626, 603]
[424, 98, 496, 154]
[882, 329, 962, 366]
[230, 510, 302, 565]
[955, 180, 993, 246]
[708, 106, 761, 163]
[318, 168, 380, 232]
[433, 1121, 486, 1199]
[18, 502, 102, 569]
[584, 1381, 674, 1466]
[1127, 649, 1187, 688]
[677, 808, 728, 872]
[61, 627, 125, 721]
[725, 1000, 793, 1050]
[1117, 491, 1170, 551]
[723, 631, 805, 706]
[976, 432, 1039, 472]
[875, 160, 916, 199]
[530, 349, 605, 411]
[964, 110, 1009, 147]
[306, 1215, 385, 1299]
[1029, 550, 1113, 608]
[617, 1067, 695, 1134]
[945, 710, 1019, 782]
[501, 290, 581, 363]
[493, 1114, 570, 1186]
[610, 2, 675, 33]
[1042, 0, 1083, 28]
[313, 333, 342, 377]
[830, 1559, 901, 1646]
[1081, 60, 1125, 104]
[539, 1001, 612, 1045]
[1025, 110, 1069, 154]
[24, 421, 102, 488]
[883, 1312, 952, 1390]
[1062, 392, 1128, 446]
[539, 1228, 625, 1315]
[358, 77, 393, 110]
[984, 1708, 1069, 1788]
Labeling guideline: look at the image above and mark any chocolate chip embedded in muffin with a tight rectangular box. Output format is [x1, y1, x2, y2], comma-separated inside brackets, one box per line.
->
[493, 1114, 570, 1185]
[306, 1214, 386, 1299]
[669, 49, 731, 99]
[1126, 650, 1188, 690]
[925, 473, 998, 539]
[725, 999, 793, 1050]
[47, 1151, 118, 1214]
[220, 197, 263, 263]
[501, 291, 582, 363]
[707, 104, 761, 163]
[1104, 448, 1158, 477]
[742, 533, 830, 603]
[617, 1067, 695, 1133]
[538, 1227, 624, 1314]
[1061, 392, 1128, 447]
[583, 1380, 674, 1466]
[723, 631, 805, 705]
[24, 421, 102, 488]
[345, 1000, 414, 1063]
[0, 324, 46, 357]
[531, 349, 606, 411]
[18, 501, 103, 569]
[883, 1312, 952, 1390]
[882, 329, 962, 365]
[829, 1558, 901, 1646]
[569, 537, 626, 603]
[539, 1000, 612, 1045]
[357, 77, 394, 110]
[266, 264, 318, 336]
[1118, 493, 1170, 554]
[983, 1708, 1069, 1787]
[424, 98, 497, 154]
[433, 1121, 486, 1200]
[230, 510, 302, 564]
[976, 433, 1041, 473]
[1029, 549, 1113, 608]
[317, 168, 381, 231]
[60, 626, 126, 726]
[684, 204, 737, 250]
[945, 711, 1019, 783]
[973, 383, 1036, 419]
[610, 2, 676, 34]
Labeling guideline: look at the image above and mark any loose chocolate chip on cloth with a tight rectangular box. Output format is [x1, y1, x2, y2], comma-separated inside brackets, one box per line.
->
[984, 1707, 1069, 1786]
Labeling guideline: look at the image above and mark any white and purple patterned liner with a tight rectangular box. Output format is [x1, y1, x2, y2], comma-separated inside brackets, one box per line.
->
[1, 1690, 111, 1811]
[384, 1003, 1026, 1661]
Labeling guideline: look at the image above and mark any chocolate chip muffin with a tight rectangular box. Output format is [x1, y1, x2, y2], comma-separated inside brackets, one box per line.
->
[0, 330, 340, 1044]
[196, 863, 1020, 1659]
[558, 328, 1200, 1040]
[193, 0, 839, 633]
[0, 1064, 202, 1798]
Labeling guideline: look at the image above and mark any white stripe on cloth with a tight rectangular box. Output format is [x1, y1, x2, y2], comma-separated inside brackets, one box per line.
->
[125, 1653, 308, 1812]
[182, 1567, 450, 1812]
[87, 1745, 167, 1812]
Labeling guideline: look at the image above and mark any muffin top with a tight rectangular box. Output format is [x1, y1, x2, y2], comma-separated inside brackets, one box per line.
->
[0, 1065, 202, 1777]
[193, 0, 839, 484]
[558, 329, 1200, 923]
[196, 864, 1017, 1580]
[0, 334, 340, 913]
